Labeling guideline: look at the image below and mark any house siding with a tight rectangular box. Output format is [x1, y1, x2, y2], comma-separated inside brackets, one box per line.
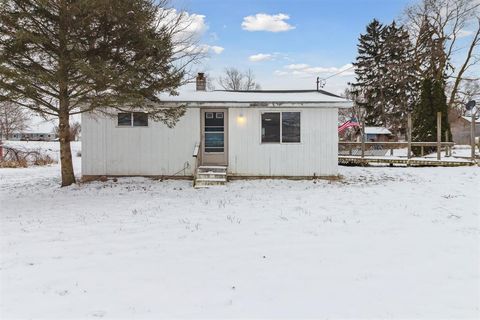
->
[228, 108, 338, 176]
[450, 117, 480, 145]
[82, 109, 200, 176]
[82, 107, 339, 177]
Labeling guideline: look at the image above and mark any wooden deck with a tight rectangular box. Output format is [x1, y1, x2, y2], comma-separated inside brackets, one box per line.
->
[338, 156, 476, 167]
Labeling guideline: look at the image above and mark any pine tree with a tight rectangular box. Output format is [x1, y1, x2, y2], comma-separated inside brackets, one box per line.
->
[351, 20, 417, 135]
[412, 78, 451, 154]
[382, 21, 417, 136]
[0, 0, 199, 186]
[351, 19, 388, 127]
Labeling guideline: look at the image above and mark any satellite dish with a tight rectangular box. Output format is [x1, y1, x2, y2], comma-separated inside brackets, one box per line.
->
[466, 100, 476, 110]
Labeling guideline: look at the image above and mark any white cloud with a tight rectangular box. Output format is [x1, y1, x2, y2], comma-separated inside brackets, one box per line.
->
[160, 9, 208, 41]
[181, 44, 224, 56]
[241, 13, 295, 32]
[158, 10, 225, 58]
[249, 53, 274, 62]
[285, 63, 310, 70]
[209, 46, 224, 54]
[277, 63, 354, 77]
[274, 70, 289, 76]
[457, 29, 474, 38]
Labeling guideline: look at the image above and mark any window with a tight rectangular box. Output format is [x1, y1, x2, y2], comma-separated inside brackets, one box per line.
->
[282, 112, 301, 143]
[261, 112, 300, 143]
[117, 112, 148, 127]
[204, 111, 224, 152]
[133, 112, 148, 126]
[118, 113, 132, 126]
[261, 113, 280, 142]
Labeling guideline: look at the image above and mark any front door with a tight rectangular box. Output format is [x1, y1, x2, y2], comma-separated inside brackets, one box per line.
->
[201, 109, 228, 165]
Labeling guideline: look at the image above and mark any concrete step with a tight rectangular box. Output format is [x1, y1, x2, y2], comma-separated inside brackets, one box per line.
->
[197, 172, 227, 176]
[196, 173, 226, 180]
[198, 165, 227, 169]
[194, 166, 228, 188]
[194, 178, 226, 187]
[196, 178, 226, 183]
[198, 166, 227, 173]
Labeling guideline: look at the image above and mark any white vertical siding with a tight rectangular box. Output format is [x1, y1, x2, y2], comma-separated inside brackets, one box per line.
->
[82, 107, 339, 177]
[81, 109, 200, 176]
[227, 107, 338, 176]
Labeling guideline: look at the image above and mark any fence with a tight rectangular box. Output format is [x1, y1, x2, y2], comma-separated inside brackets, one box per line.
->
[339, 141, 454, 158]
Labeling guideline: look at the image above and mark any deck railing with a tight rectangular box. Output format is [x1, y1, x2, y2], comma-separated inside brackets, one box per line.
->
[192, 142, 202, 186]
[339, 141, 454, 158]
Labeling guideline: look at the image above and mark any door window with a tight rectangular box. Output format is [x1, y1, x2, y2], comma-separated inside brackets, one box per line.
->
[204, 112, 224, 152]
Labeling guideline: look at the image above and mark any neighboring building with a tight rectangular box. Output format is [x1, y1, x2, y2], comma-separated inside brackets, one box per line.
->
[8, 132, 57, 141]
[82, 74, 352, 181]
[450, 115, 480, 145]
[364, 127, 393, 142]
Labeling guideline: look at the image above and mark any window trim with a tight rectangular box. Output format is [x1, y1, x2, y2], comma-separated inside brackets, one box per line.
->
[116, 112, 149, 128]
[260, 110, 302, 144]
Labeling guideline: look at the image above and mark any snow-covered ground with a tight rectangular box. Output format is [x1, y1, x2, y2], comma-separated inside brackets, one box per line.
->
[0, 142, 479, 319]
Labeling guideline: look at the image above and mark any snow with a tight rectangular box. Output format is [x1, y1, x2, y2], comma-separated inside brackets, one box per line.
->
[461, 116, 480, 124]
[364, 126, 392, 135]
[157, 83, 352, 106]
[1, 142, 479, 319]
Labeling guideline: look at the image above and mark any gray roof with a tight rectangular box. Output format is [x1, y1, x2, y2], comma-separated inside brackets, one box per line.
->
[157, 84, 352, 108]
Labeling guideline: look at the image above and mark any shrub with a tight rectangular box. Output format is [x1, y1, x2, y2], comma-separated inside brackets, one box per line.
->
[0, 146, 56, 168]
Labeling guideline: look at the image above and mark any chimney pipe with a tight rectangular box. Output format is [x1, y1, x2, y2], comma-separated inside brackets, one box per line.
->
[196, 72, 206, 91]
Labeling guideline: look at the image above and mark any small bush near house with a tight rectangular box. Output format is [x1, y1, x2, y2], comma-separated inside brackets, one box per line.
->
[0, 146, 56, 168]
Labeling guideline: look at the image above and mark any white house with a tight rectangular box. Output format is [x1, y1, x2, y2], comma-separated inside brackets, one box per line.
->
[82, 74, 352, 185]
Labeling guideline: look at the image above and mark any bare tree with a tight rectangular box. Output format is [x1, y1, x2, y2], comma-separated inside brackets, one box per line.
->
[52, 121, 81, 141]
[0, 102, 30, 140]
[70, 122, 81, 141]
[454, 79, 480, 112]
[405, 0, 480, 109]
[218, 68, 261, 91]
[243, 69, 261, 91]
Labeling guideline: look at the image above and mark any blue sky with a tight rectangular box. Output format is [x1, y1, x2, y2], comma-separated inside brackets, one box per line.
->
[172, 0, 414, 93]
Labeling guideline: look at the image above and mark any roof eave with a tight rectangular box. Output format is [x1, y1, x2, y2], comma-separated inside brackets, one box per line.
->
[157, 101, 353, 108]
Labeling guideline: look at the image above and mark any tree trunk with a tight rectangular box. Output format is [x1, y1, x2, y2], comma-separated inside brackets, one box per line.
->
[57, 2, 75, 187]
[58, 111, 75, 186]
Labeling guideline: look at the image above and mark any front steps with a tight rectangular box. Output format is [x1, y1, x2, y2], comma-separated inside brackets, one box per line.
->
[194, 166, 227, 188]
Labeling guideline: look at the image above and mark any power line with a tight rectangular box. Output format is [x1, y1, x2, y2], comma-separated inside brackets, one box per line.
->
[324, 65, 355, 80]
[317, 65, 355, 88]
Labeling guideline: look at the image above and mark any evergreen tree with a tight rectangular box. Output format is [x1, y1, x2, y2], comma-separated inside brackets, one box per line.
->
[351, 19, 388, 127]
[412, 78, 451, 154]
[351, 20, 417, 135]
[0, 0, 199, 186]
[382, 21, 417, 135]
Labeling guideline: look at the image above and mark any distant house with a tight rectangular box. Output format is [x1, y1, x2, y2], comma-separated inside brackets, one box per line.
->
[364, 127, 393, 142]
[8, 132, 57, 141]
[450, 116, 480, 145]
[82, 73, 352, 183]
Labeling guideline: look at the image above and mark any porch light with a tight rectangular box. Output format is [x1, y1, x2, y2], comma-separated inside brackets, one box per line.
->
[237, 112, 246, 126]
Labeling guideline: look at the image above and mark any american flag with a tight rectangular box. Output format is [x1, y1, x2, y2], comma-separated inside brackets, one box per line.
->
[338, 117, 360, 133]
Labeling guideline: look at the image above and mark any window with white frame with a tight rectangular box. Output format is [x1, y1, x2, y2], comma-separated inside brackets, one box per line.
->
[261, 112, 300, 143]
[117, 112, 148, 127]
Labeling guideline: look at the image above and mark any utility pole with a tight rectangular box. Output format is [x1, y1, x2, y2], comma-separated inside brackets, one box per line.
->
[437, 112, 441, 161]
[471, 111, 476, 160]
[465, 100, 477, 161]
[407, 113, 412, 159]
[360, 107, 366, 159]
